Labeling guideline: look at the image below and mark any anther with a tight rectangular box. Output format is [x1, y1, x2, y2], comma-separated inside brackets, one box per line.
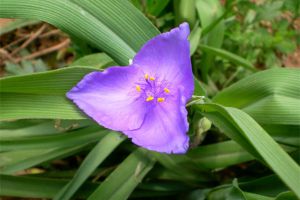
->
[164, 88, 170, 93]
[136, 85, 141, 92]
[157, 97, 165, 102]
[149, 76, 155, 81]
[144, 74, 149, 80]
[146, 96, 154, 102]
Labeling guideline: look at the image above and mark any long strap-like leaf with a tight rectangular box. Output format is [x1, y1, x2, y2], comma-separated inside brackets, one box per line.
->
[196, 103, 300, 197]
[0, 0, 159, 65]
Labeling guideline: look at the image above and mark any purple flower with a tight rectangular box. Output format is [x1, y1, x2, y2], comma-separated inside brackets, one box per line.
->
[67, 23, 194, 154]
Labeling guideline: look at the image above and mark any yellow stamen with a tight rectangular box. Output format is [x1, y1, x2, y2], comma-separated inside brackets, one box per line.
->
[136, 85, 141, 92]
[164, 88, 170, 93]
[149, 76, 155, 81]
[146, 96, 154, 102]
[144, 74, 149, 80]
[157, 97, 165, 102]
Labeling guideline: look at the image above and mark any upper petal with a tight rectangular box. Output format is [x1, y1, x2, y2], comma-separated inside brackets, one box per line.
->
[66, 65, 147, 131]
[123, 90, 190, 154]
[133, 22, 194, 103]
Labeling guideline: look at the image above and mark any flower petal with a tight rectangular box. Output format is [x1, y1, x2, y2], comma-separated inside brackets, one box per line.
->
[133, 22, 194, 102]
[124, 90, 189, 154]
[66, 66, 147, 131]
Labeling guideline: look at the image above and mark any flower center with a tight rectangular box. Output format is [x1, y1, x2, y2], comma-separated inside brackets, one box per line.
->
[135, 73, 171, 103]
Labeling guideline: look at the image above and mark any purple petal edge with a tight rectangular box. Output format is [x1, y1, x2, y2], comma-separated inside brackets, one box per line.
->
[66, 65, 147, 131]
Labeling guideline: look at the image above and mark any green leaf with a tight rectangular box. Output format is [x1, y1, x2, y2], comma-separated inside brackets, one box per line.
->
[213, 68, 300, 147]
[0, 149, 50, 169]
[0, 143, 93, 174]
[0, 119, 42, 130]
[0, 120, 91, 139]
[263, 125, 300, 147]
[198, 44, 256, 71]
[175, 0, 196, 26]
[0, 67, 96, 120]
[88, 149, 156, 200]
[228, 179, 273, 200]
[275, 191, 298, 200]
[0, 175, 97, 198]
[213, 68, 300, 126]
[0, 0, 159, 65]
[195, 0, 225, 81]
[0, 19, 40, 35]
[239, 175, 289, 197]
[189, 25, 201, 55]
[188, 140, 295, 170]
[206, 176, 295, 200]
[70, 53, 115, 68]
[0, 93, 84, 120]
[195, 103, 300, 197]
[0, 128, 108, 174]
[188, 140, 254, 169]
[0, 126, 105, 151]
[153, 153, 209, 183]
[0, 174, 184, 199]
[193, 76, 207, 96]
[195, 0, 224, 47]
[54, 131, 125, 200]
[147, 0, 170, 16]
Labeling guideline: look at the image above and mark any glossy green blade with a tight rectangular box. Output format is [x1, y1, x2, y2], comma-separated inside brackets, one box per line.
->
[0, 0, 159, 65]
[195, 0, 224, 48]
[1, 143, 92, 174]
[212, 68, 300, 147]
[189, 25, 201, 55]
[188, 140, 296, 170]
[0, 127, 107, 174]
[71, 0, 159, 53]
[243, 95, 300, 125]
[70, 53, 115, 68]
[195, 0, 224, 81]
[208, 179, 275, 200]
[54, 131, 125, 200]
[146, 0, 170, 16]
[214, 68, 300, 129]
[0, 175, 96, 198]
[240, 175, 290, 197]
[263, 125, 300, 147]
[153, 153, 209, 183]
[196, 103, 300, 197]
[0, 120, 92, 139]
[0, 93, 84, 120]
[0, 126, 104, 151]
[175, 0, 196, 26]
[213, 68, 299, 109]
[199, 44, 256, 71]
[188, 140, 254, 169]
[0, 149, 50, 169]
[0, 67, 95, 120]
[0, 66, 96, 95]
[88, 149, 156, 200]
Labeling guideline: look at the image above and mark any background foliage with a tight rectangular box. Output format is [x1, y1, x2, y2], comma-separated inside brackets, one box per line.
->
[0, 0, 299, 199]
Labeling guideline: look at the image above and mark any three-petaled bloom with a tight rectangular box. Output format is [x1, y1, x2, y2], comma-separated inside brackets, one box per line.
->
[67, 23, 194, 154]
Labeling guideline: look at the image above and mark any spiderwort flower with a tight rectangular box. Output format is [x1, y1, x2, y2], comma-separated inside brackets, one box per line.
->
[67, 23, 194, 154]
